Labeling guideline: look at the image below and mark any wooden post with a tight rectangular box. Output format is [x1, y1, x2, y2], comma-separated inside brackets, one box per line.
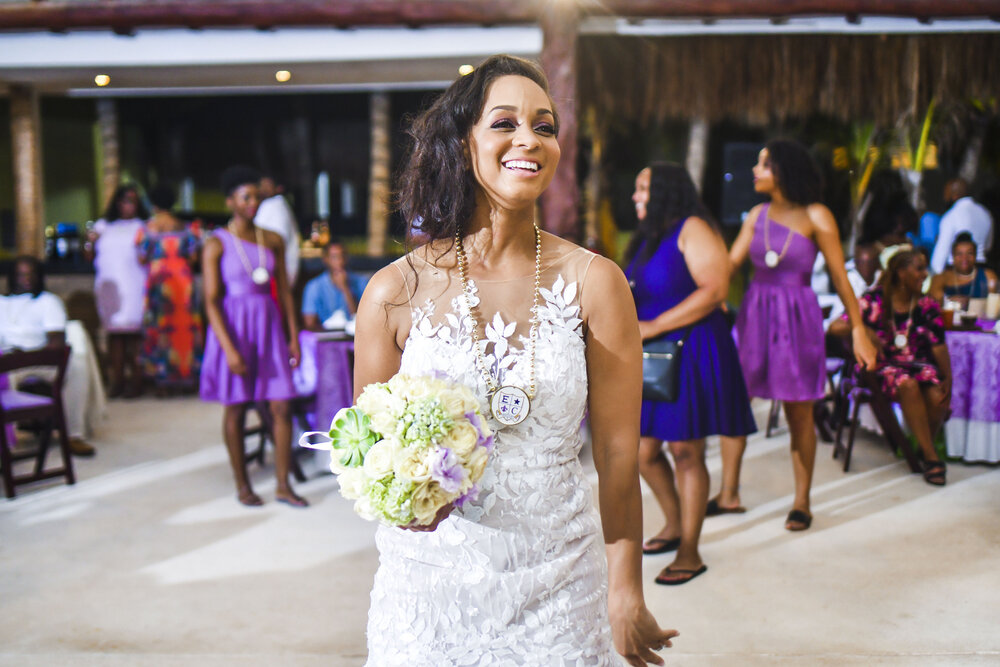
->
[10, 84, 45, 257]
[539, 2, 580, 240]
[367, 91, 390, 257]
[95, 98, 120, 211]
[686, 115, 710, 194]
[582, 108, 603, 249]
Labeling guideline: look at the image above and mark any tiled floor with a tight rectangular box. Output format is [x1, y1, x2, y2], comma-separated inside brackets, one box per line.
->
[1, 397, 997, 665]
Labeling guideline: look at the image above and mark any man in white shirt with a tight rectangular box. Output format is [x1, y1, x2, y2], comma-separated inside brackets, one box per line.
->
[930, 179, 994, 274]
[823, 243, 881, 330]
[255, 175, 302, 285]
[0, 257, 105, 456]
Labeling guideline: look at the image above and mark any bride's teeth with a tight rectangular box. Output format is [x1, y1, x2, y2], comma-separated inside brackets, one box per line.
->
[504, 160, 539, 172]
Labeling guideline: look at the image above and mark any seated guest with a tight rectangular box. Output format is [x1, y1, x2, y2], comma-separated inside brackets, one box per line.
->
[829, 247, 951, 486]
[930, 178, 993, 275]
[928, 232, 997, 309]
[0, 256, 106, 456]
[824, 243, 881, 328]
[301, 240, 368, 331]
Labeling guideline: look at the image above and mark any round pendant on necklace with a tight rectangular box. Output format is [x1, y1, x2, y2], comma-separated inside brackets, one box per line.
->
[894, 333, 908, 349]
[251, 267, 270, 285]
[490, 385, 530, 427]
[764, 250, 780, 268]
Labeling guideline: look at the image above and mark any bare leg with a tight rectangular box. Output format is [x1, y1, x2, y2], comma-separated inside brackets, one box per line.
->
[223, 403, 260, 505]
[270, 399, 307, 506]
[637, 436, 680, 544]
[895, 379, 938, 462]
[783, 401, 816, 529]
[123, 334, 143, 398]
[107, 334, 125, 397]
[663, 439, 708, 573]
[922, 384, 950, 447]
[711, 435, 747, 510]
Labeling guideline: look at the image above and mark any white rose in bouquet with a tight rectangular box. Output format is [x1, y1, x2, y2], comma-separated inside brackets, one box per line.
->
[393, 447, 434, 483]
[443, 421, 479, 458]
[362, 439, 397, 480]
[411, 480, 452, 525]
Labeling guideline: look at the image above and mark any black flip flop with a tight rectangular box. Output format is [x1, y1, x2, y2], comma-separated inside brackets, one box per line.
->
[922, 461, 947, 486]
[785, 509, 812, 531]
[655, 564, 707, 586]
[642, 537, 681, 555]
[705, 498, 747, 517]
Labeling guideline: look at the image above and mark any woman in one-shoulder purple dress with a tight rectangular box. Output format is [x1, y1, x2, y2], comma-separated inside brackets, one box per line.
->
[200, 166, 307, 508]
[731, 140, 877, 532]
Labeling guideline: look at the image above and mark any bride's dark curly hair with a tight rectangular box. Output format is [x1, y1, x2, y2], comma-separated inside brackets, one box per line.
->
[624, 163, 715, 264]
[397, 54, 557, 245]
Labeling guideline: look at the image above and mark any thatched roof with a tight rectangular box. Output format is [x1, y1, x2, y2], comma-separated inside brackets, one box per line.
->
[578, 33, 1000, 128]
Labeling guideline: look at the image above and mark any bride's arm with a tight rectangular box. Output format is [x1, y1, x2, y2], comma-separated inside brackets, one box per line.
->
[352, 264, 409, 401]
[582, 256, 679, 666]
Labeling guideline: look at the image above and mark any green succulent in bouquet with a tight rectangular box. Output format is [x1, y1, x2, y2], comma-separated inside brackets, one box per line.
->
[329, 407, 379, 468]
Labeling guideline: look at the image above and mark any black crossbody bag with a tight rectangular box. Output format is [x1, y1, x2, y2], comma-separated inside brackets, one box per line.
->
[641, 328, 693, 402]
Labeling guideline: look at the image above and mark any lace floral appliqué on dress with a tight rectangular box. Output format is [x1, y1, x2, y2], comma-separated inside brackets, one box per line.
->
[366, 254, 623, 666]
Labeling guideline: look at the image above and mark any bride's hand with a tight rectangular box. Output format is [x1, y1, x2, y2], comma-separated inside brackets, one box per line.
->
[610, 601, 678, 666]
[401, 503, 454, 532]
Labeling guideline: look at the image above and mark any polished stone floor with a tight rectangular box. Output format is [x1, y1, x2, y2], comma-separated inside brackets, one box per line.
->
[1, 397, 997, 666]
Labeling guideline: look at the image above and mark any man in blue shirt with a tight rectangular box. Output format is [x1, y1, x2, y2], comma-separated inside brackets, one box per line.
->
[301, 241, 369, 331]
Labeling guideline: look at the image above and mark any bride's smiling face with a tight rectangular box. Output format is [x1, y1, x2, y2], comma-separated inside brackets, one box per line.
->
[467, 75, 560, 210]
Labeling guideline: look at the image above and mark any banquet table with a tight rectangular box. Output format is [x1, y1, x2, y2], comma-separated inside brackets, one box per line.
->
[295, 330, 355, 432]
[944, 322, 1000, 463]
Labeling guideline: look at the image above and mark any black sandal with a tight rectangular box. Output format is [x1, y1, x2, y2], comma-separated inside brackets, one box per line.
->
[922, 461, 947, 486]
[785, 509, 812, 531]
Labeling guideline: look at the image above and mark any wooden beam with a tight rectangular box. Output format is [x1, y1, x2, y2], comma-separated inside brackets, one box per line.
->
[366, 91, 390, 258]
[9, 85, 45, 258]
[0, 0, 997, 31]
[95, 99, 120, 213]
[0, 1, 536, 31]
[539, 1, 580, 241]
[595, 0, 1000, 19]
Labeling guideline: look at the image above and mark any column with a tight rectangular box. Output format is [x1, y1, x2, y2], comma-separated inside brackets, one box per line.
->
[10, 84, 45, 257]
[367, 91, 390, 257]
[95, 98, 120, 211]
[539, 2, 580, 240]
[686, 115, 710, 194]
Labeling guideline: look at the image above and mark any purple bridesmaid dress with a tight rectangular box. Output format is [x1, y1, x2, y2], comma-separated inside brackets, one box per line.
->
[735, 204, 825, 402]
[200, 228, 297, 405]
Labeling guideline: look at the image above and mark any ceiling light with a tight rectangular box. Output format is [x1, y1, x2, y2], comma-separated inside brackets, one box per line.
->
[275, 70, 291, 83]
[458, 65, 474, 76]
[94, 74, 111, 87]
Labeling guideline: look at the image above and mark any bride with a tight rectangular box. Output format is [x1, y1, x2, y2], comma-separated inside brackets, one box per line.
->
[354, 54, 677, 666]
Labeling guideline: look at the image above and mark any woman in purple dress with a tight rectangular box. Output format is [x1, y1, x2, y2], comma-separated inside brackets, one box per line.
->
[91, 184, 149, 398]
[730, 140, 877, 531]
[200, 166, 307, 508]
[625, 164, 757, 585]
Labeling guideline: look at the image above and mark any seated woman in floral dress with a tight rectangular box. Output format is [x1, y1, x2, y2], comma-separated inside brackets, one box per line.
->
[830, 246, 951, 485]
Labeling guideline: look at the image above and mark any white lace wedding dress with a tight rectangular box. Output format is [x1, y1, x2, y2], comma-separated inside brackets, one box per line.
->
[365, 246, 623, 666]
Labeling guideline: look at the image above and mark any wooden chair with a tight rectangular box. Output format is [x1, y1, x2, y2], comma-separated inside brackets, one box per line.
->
[832, 366, 922, 473]
[0, 347, 75, 499]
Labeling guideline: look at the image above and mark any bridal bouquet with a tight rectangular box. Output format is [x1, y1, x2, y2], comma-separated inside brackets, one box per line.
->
[300, 374, 493, 527]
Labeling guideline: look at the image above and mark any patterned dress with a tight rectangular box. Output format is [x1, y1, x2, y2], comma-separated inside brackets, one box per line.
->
[854, 287, 946, 399]
[136, 227, 204, 388]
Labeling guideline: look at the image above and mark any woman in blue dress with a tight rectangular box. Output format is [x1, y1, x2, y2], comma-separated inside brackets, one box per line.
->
[625, 163, 757, 585]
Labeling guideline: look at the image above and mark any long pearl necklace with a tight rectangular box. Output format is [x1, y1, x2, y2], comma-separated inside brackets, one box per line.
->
[228, 221, 270, 285]
[763, 212, 794, 268]
[455, 224, 542, 427]
[891, 296, 917, 349]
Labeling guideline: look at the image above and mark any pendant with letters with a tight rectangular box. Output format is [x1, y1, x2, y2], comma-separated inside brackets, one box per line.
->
[490, 386, 530, 427]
